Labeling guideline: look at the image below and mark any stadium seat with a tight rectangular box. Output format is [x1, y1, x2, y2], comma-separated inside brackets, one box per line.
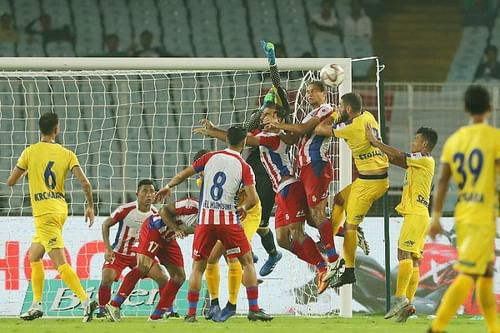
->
[0, 42, 16, 57]
[41, 0, 72, 27]
[99, 0, 132, 48]
[45, 41, 75, 57]
[313, 32, 344, 58]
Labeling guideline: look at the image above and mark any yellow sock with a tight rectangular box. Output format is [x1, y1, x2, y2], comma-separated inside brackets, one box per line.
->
[331, 204, 344, 235]
[30, 261, 45, 302]
[395, 259, 413, 298]
[57, 263, 88, 302]
[343, 229, 357, 268]
[406, 267, 420, 303]
[476, 277, 499, 333]
[228, 260, 243, 305]
[205, 263, 220, 300]
[432, 274, 474, 332]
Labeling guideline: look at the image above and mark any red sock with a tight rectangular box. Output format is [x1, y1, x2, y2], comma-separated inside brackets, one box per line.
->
[301, 235, 327, 272]
[110, 267, 144, 307]
[98, 285, 111, 308]
[155, 280, 183, 312]
[246, 286, 259, 312]
[187, 290, 199, 316]
[319, 220, 338, 263]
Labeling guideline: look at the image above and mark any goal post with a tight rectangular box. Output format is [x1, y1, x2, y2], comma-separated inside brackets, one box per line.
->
[0, 57, 361, 317]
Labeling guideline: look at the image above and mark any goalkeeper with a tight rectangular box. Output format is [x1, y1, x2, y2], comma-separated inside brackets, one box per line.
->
[243, 40, 290, 277]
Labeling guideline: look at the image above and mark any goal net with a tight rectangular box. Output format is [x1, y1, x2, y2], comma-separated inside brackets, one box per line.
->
[0, 58, 353, 317]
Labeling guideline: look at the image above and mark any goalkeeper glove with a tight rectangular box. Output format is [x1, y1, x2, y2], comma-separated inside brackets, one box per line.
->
[260, 40, 276, 66]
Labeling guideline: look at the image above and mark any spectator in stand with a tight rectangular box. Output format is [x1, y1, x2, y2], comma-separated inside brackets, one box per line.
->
[98, 34, 130, 57]
[343, 1, 372, 39]
[310, 0, 340, 36]
[25, 14, 73, 48]
[0, 13, 18, 44]
[134, 30, 172, 57]
[474, 45, 500, 81]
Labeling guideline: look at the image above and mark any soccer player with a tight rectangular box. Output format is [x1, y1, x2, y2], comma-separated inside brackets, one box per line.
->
[194, 105, 332, 295]
[242, 40, 286, 277]
[96, 179, 158, 318]
[6, 112, 97, 322]
[155, 126, 273, 322]
[366, 126, 438, 322]
[191, 148, 261, 322]
[314, 92, 389, 287]
[428, 85, 500, 333]
[105, 196, 198, 321]
[262, 80, 339, 273]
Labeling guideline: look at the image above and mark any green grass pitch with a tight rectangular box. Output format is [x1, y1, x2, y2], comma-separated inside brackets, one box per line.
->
[0, 315, 489, 333]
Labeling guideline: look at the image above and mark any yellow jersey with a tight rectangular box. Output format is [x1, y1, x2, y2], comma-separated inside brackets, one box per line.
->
[396, 153, 435, 217]
[441, 123, 500, 225]
[16, 142, 80, 217]
[332, 111, 389, 173]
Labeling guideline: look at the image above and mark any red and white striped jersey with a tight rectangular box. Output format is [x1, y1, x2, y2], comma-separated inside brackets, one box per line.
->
[256, 131, 294, 192]
[110, 201, 158, 255]
[193, 149, 255, 225]
[297, 103, 334, 168]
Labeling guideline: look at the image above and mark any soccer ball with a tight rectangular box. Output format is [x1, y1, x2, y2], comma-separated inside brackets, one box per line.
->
[319, 64, 344, 88]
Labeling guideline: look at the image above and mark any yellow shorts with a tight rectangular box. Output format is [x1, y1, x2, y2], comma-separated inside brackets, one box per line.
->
[242, 200, 261, 241]
[454, 222, 496, 275]
[398, 214, 429, 259]
[346, 177, 389, 225]
[33, 213, 67, 251]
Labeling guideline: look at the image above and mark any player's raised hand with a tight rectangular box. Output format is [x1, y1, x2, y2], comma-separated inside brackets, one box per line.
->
[365, 124, 382, 145]
[260, 40, 276, 65]
[428, 215, 443, 241]
[85, 206, 95, 227]
[192, 127, 209, 136]
[236, 206, 248, 221]
[154, 185, 172, 203]
[199, 118, 215, 130]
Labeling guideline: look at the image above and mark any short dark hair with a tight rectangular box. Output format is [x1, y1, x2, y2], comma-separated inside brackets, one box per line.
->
[341, 92, 363, 113]
[416, 127, 438, 150]
[193, 149, 210, 163]
[39, 112, 59, 135]
[227, 126, 247, 146]
[308, 80, 326, 92]
[485, 45, 498, 54]
[137, 179, 154, 191]
[465, 85, 490, 115]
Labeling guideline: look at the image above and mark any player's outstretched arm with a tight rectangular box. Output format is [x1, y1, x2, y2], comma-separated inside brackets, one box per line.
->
[193, 119, 228, 142]
[365, 124, 406, 168]
[429, 163, 451, 240]
[155, 166, 197, 202]
[72, 166, 95, 227]
[264, 115, 320, 136]
[313, 117, 334, 137]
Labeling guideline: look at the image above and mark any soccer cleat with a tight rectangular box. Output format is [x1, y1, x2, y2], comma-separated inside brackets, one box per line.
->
[321, 257, 343, 283]
[148, 316, 163, 321]
[357, 226, 370, 255]
[259, 251, 283, 277]
[105, 303, 121, 322]
[384, 296, 409, 319]
[212, 305, 236, 322]
[165, 311, 180, 319]
[330, 268, 356, 289]
[20, 303, 43, 321]
[83, 300, 97, 322]
[248, 308, 273, 322]
[204, 303, 221, 320]
[252, 251, 259, 264]
[95, 311, 107, 319]
[184, 314, 197, 323]
[317, 270, 330, 295]
[395, 304, 416, 323]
